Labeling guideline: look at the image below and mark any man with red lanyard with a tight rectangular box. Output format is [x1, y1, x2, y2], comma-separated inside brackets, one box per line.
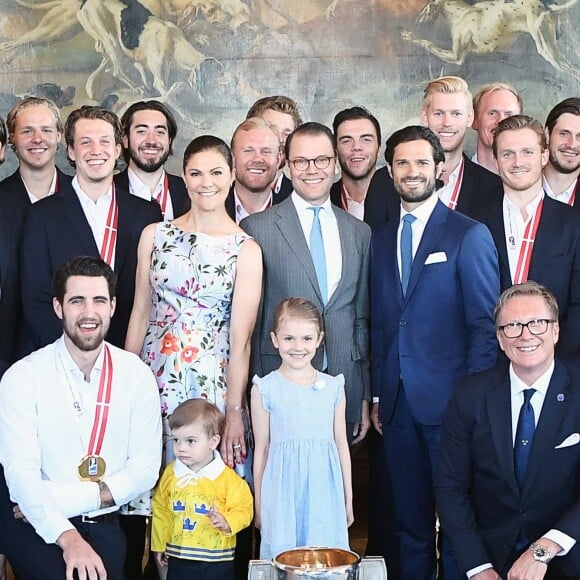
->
[115, 100, 190, 220]
[543, 98, 580, 211]
[0, 256, 161, 580]
[480, 115, 580, 358]
[18, 105, 162, 355]
[330, 106, 381, 220]
[364, 76, 502, 229]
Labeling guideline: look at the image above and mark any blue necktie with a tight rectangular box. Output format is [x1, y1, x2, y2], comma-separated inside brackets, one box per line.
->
[309, 206, 328, 303]
[401, 214, 416, 295]
[514, 388, 536, 489]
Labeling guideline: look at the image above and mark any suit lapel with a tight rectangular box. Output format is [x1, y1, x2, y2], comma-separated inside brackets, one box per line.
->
[523, 361, 570, 493]
[528, 197, 555, 280]
[114, 188, 134, 274]
[484, 201, 511, 288]
[486, 368, 520, 496]
[59, 184, 100, 256]
[275, 199, 323, 303]
[327, 206, 351, 308]
[456, 154, 474, 214]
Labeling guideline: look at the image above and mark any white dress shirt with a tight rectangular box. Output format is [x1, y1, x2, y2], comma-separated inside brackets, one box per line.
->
[340, 183, 365, 221]
[0, 337, 162, 544]
[502, 191, 544, 283]
[234, 187, 273, 224]
[466, 361, 575, 578]
[437, 160, 463, 208]
[542, 175, 576, 206]
[72, 176, 117, 269]
[127, 167, 175, 219]
[25, 169, 58, 204]
[291, 192, 342, 300]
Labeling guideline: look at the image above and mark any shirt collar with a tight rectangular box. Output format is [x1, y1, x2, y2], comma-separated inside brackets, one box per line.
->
[72, 175, 113, 205]
[173, 450, 226, 483]
[127, 167, 166, 200]
[291, 190, 334, 215]
[56, 335, 106, 374]
[509, 360, 554, 397]
[400, 191, 438, 225]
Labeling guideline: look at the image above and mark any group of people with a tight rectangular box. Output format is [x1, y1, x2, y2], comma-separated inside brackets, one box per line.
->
[0, 77, 577, 580]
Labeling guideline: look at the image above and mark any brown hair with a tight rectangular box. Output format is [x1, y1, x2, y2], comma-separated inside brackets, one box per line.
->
[6, 96, 63, 136]
[273, 297, 323, 335]
[230, 117, 280, 152]
[246, 95, 302, 129]
[182, 135, 232, 172]
[169, 399, 224, 438]
[492, 115, 546, 158]
[494, 281, 559, 327]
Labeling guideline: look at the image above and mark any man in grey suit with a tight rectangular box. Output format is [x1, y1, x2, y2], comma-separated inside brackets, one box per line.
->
[242, 122, 372, 443]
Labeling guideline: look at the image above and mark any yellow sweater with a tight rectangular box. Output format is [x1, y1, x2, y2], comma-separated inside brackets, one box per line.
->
[152, 453, 253, 562]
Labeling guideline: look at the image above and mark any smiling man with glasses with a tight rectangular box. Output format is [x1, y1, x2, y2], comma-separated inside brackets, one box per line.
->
[241, 122, 372, 446]
[436, 281, 580, 580]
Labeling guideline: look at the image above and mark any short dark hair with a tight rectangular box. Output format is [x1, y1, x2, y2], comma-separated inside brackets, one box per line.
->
[120, 100, 178, 162]
[494, 281, 559, 327]
[332, 106, 381, 144]
[169, 399, 224, 438]
[182, 135, 233, 172]
[545, 97, 580, 135]
[0, 116, 6, 148]
[246, 95, 302, 128]
[385, 125, 445, 167]
[492, 115, 546, 158]
[53, 256, 117, 305]
[285, 122, 335, 160]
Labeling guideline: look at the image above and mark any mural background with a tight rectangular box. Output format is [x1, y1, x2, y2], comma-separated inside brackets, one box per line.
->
[0, 0, 578, 178]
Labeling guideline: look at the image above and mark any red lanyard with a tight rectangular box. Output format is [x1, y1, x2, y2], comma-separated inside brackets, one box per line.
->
[87, 346, 113, 456]
[568, 180, 577, 206]
[513, 199, 543, 284]
[100, 185, 118, 266]
[340, 182, 349, 211]
[156, 173, 169, 216]
[447, 158, 465, 210]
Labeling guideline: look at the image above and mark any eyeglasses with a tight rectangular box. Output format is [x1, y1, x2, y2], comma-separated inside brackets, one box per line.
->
[498, 318, 556, 338]
[289, 156, 334, 171]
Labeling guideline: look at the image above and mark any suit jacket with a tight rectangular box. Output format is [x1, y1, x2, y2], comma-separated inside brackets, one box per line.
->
[480, 194, 580, 357]
[435, 359, 580, 577]
[225, 174, 292, 221]
[363, 155, 503, 229]
[370, 200, 500, 425]
[114, 168, 190, 218]
[329, 178, 343, 209]
[0, 168, 72, 374]
[241, 196, 371, 422]
[19, 180, 162, 354]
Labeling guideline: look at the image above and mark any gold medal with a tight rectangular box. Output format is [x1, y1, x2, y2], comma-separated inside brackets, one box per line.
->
[78, 455, 106, 482]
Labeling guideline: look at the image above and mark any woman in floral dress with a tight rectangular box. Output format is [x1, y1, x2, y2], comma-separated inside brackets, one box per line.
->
[126, 134, 262, 474]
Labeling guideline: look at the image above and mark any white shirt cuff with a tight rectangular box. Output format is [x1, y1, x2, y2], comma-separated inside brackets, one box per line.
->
[466, 563, 493, 578]
[543, 530, 576, 556]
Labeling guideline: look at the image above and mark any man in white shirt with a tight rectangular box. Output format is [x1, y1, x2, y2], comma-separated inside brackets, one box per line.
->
[0, 256, 161, 579]
[226, 117, 284, 223]
[543, 98, 580, 210]
[436, 281, 580, 580]
[471, 83, 523, 174]
[115, 100, 189, 220]
[479, 115, 580, 357]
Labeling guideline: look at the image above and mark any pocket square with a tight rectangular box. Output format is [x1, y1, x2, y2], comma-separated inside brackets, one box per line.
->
[555, 433, 580, 449]
[425, 251, 447, 265]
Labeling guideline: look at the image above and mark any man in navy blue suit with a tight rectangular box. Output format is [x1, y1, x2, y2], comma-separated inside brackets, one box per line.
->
[370, 125, 500, 579]
[436, 281, 580, 579]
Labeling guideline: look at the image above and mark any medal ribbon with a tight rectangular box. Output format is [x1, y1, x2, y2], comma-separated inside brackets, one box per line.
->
[87, 346, 113, 456]
[340, 182, 349, 211]
[447, 158, 465, 211]
[513, 198, 543, 284]
[100, 185, 118, 266]
[156, 173, 169, 216]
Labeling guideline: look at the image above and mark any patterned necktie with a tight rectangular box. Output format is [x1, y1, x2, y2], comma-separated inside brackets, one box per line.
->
[514, 388, 536, 489]
[309, 206, 328, 303]
[401, 214, 417, 295]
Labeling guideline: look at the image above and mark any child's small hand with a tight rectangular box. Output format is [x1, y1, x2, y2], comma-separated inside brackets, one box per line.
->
[208, 504, 232, 534]
[154, 551, 169, 567]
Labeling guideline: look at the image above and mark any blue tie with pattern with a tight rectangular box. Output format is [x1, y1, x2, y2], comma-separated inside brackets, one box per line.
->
[514, 388, 536, 489]
[401, 214, 416, 295]
[309, 206, 328, 303]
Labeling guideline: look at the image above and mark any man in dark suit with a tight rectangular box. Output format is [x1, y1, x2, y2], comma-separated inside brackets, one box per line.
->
[226, 117, 288, 222]
[436, 281, 580, 579]
[0, 96, 71, 203]
[370, 125, 499, 579]
[115, 99, 189, 219]
[19, 105, 161, 355]
[245, 95, 302, 198]
[242, 122, 372, 443]
[479, 115, 580, 358]
[330, 106, 381, 220]
[543, 98, 580, 211]
[364, 76, 502, 229]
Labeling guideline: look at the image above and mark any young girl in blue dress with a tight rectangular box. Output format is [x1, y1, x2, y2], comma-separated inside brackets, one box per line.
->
[251, 297, 353, 560]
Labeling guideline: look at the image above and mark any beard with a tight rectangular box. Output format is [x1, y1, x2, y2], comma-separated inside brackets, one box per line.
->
[549, 149, 580, 175]
[396, 175, 438, 204]
[129, 147, 170, 173]
[63, 316, 108, 353]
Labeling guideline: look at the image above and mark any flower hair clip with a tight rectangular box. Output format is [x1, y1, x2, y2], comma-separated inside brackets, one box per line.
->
[313, 378, 326, 391]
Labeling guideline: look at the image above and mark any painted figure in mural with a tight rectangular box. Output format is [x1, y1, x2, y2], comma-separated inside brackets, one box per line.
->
[403, 0, 580, 81]
[543, 97, 580, 211]
[116, 100, 190, 221]
[226, 117, 284, 223]
[471, 83, 523, 174]
[330, 106, 381, 220]
[125, 134, 262, 476]
[246, 95, 303, 200]
[479, 114, 580, 358]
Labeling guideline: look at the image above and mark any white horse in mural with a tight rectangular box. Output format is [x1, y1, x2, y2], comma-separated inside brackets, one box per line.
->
[402, 0, 580, 80]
